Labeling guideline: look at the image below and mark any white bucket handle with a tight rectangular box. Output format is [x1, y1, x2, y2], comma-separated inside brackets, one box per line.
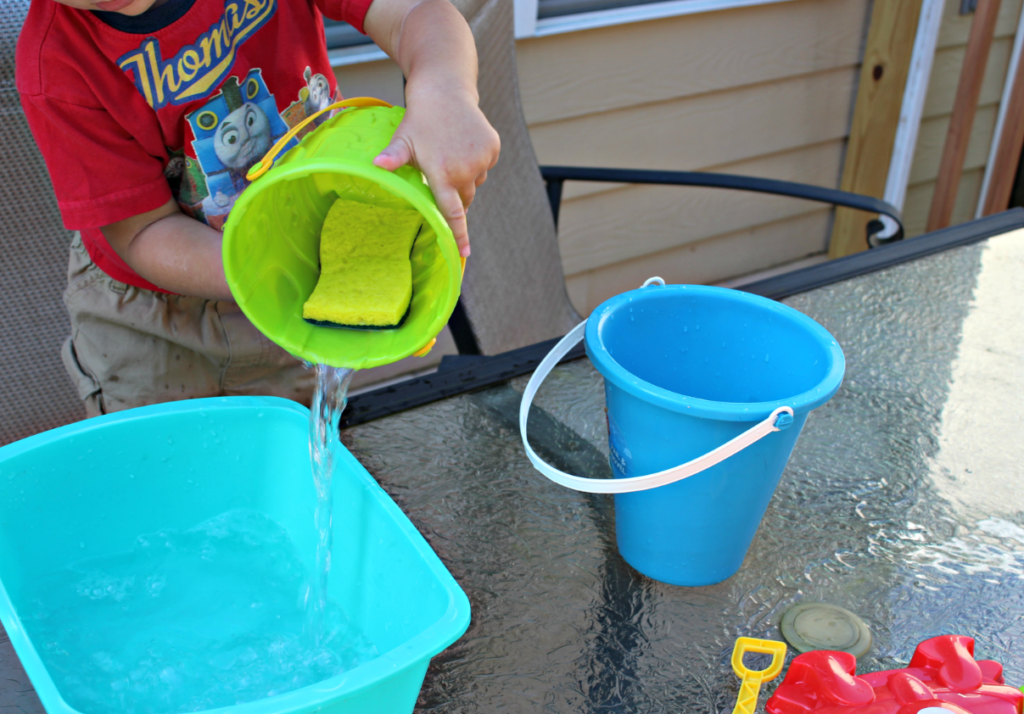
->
[519, 280, 795, 495]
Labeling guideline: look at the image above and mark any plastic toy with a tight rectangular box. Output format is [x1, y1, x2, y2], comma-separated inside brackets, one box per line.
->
[765, 635, 1023, 714]
[222, 98, 463, 369]
[519, 278, 845, 585]
[780, 602, 872, 658]
[0, 397, 471, 714]
[731, 637, 789, 714]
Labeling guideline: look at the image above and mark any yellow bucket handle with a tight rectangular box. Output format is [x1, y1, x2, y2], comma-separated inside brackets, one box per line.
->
[731, 637, 787, 714]
[246, 97, 394, 182]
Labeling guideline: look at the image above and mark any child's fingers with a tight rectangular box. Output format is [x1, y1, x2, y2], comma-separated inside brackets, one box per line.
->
[459, 182, 477, 211]
[433, 183, 470, 256]
[373, 136, 413, 172]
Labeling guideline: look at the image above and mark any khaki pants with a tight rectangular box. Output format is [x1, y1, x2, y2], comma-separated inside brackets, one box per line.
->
[62, 233, 315, 417]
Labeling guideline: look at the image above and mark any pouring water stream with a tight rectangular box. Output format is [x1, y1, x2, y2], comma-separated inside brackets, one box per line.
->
[304, 363, 356, 646]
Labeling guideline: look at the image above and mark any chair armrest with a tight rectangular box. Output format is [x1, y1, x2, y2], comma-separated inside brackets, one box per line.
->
[539, 166, 904, 248]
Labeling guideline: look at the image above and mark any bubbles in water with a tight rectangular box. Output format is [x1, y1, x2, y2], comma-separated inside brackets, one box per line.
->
[24, 510, 376, 714]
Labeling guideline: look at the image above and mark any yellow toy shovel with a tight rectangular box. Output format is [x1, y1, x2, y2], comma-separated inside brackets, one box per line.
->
[731, 637, 788, 714]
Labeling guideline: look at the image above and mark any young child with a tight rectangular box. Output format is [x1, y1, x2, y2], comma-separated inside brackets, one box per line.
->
[16, 0, 500, 416]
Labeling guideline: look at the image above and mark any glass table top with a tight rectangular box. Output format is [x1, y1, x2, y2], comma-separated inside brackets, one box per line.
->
[3, 229, 1023, 713]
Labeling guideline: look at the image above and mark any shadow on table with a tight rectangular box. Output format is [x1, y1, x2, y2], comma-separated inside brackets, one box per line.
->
[0, 621, 44, 714]
[471, 384, 647, 713]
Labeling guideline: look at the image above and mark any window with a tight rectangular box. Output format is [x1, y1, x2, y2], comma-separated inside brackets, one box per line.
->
[323, 19, 373, 50]
[530, 0, 792, 39]
[537, 0, 670, 19]
[324, 0, 765, 50]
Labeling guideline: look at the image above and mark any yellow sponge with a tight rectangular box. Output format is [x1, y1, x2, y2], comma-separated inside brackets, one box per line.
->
[302, 198, 422, 329]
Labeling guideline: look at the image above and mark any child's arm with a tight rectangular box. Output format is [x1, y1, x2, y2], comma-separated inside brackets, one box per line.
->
[364, 0, 501, 257]
[101, 0, 496, 299]
[102, 199, 234, 302]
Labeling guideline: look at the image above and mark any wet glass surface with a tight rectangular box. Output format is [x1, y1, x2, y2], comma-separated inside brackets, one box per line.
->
[342, 231, 1024, 713]
[3, 231, 1022, 713]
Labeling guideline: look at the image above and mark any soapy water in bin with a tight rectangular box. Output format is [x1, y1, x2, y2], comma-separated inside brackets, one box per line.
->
[20, 364, 367, 713]
[22, 509, 377, 714]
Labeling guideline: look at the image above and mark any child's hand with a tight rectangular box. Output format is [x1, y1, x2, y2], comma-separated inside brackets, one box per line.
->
[373, 89, 499, 257]
[364, 0, 500, 258]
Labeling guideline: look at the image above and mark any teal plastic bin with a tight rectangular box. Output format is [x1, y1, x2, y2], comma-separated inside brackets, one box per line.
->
[0, 397, 470, 714]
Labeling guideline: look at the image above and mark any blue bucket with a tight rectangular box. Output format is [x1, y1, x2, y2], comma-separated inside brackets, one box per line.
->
[520, 279, 845, 587]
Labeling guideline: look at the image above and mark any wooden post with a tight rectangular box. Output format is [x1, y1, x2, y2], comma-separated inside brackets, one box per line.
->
[927, 0, 1003, 231]
[829, 0, 924, 259]
[982, 28, 1024, 214]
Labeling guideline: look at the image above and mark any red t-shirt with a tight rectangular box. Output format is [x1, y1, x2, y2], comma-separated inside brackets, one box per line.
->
[17, 0, 373, 292]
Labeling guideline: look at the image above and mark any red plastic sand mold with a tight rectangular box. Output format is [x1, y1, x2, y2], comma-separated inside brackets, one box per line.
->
[766, 635, 1023, 714]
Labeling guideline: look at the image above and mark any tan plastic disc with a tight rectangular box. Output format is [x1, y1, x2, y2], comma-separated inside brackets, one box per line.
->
[779, 602, 872, 658]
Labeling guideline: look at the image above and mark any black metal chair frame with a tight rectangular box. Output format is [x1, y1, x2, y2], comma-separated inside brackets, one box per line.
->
[540, 166, 904, 246]
[448, 166, 906, 356]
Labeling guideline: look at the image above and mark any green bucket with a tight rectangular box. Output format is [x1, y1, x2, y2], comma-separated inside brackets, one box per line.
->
[222, 99, 462, 370]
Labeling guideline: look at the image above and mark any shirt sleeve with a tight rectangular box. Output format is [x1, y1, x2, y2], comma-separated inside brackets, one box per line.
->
[19, 93, 172, 230]
[316, 0, 375, 33]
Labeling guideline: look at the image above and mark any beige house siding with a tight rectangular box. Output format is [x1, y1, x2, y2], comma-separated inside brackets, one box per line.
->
[333, 0, 1024, 325]
[516, 0, 872, 315]
[902, 0, 1024, 237]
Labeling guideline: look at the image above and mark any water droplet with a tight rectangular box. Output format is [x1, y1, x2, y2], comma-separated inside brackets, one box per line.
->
[764, 354, 770, 362]
[79, 542, 85, 549]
